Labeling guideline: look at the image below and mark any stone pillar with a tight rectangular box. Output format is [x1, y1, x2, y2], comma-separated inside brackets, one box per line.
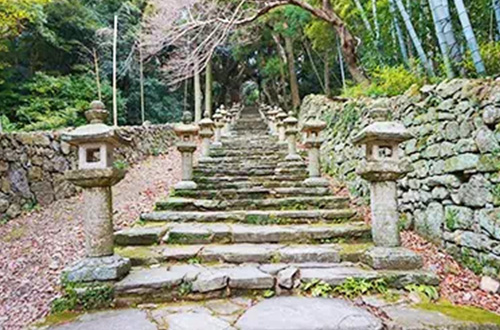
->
[302, 118, 329, 187]
[174, 111, 199, 190]
[353, 100, 423, 270]
[284, 112, 301, 161]
[62, 101, 130, 282]
[198, 111, 215, 163]
[213, 110, 224, 147]
[276, 110, 288, 144]
[268, 107, 279, 136]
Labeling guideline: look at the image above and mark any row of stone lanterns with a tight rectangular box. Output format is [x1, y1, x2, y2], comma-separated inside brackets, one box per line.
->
[261, 100, 421, 270]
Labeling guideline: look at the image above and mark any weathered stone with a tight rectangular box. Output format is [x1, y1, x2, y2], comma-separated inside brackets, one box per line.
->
[475, 127, 499, 154]
[200, 244, 279, 263]
[31, 181, 55, 206]
[361, 247, 422, 270]
[455, 138, 477, 153]
[426, 175, 461, 189]
[480, 276, 500, 294]
[114, 226, 168, 246]
[205, 299, 244, 315]
[279, 245, 340, 263]
[444, 154, 479, 173]
[384, 305, 475, 329]
[115, 267, 184, 292]
[161, 312, 236, 330]
[458, 175, 492, 207]
[8, 165, 33, 199]
[227, 267, 275, 289]
[48, 309, 156, 330]
[236, 297, 382, 330]
[192, 269, 229, 293]
[445, 206, 474, 230]
[476, 208, 500, 240]
[277, 267, 299, 289]
[458, 120, 474, 138]
[483, 104, 500, 126]
[431, 187, 449, 200]
[445, 121, 460, 141]
[64, 255, 131, 283]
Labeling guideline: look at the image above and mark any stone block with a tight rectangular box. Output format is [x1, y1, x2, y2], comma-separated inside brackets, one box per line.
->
[480, 276, 500, 294]
[444, 154, 479, 173]
[63, 255, 131, 283]
[361, 247, 423, 270]
[445, 205, 474, 230]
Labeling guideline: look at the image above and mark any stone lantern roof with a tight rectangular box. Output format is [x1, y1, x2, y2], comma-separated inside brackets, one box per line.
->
[199, 112, 214, 129]
[276, 111, 288, 121]
[174, 111, 199, 137]
[302, 118, 326, 134]
[284, 111, 298, 127]
[62, 101, 128, 146]
[352, 121, 412, 145]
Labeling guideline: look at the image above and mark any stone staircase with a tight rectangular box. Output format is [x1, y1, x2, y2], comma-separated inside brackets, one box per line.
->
[112, 106, 438, 305]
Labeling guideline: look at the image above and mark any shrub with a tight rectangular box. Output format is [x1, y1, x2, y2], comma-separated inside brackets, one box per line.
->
[463, 42, 500, 77]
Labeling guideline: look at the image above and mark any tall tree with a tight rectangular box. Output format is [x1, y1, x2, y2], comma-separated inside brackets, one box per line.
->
[453, 0, 486, 75]
[389, 0, 409, 64]
[394, 0, 435, 76]
[492, 0, 500, 39]
[429, 0, 454, 77]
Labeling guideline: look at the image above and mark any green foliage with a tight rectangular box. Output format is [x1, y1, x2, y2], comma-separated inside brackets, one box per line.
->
[464, 42, 500, 77]
[113, 160, 129, 170]
[416, 301, 500, 324]
[343, 66, 426, 98]
[405, 284, 439, 302]
[51, 277, 114, 313]
[301, 279, 333, 298]
[187, 257, 201, 265]
[263, 289, 275, 298]
[445, 209, 458, 231]
[301, 278, 387, 299]
[3, 72, 119, 131]
[459, 248, 484, 275]
[177, 282, 193, 296]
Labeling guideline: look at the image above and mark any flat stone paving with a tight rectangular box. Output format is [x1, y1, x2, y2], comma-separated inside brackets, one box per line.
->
[38, 296, 500, 330]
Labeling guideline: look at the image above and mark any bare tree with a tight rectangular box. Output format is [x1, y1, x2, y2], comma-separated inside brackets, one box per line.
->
[141, 0, 368, 86]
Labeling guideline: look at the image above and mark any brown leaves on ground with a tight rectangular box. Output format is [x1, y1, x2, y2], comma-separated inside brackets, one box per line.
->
[0, 150, 183, 329]
[402, 231, 500, 314]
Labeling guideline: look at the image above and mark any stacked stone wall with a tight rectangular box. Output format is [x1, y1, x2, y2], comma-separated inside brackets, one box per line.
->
[0, 124, 175, 220]
[300, 79, 500, 276]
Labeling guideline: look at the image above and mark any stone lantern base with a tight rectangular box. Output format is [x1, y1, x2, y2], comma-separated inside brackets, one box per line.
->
[303, 177, 329, 187]
[284, 154, 302, 162]
[63, 255, 131, 283]
[361, 247, 423, 270]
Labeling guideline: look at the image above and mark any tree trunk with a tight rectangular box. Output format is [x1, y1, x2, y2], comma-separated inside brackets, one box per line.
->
[353, 0, 373, 34]
[389, 0, 409, 64]
[395, 0, 435, 76]
[324, 55, 331, 97]
[303, 41, 325, 94]
[337, 37, 346, 90]
[272, 33, 291, 109]
[205, 58, 213, 117]
[284, 33, 301, 111]
[139, 43, 146, 123]
[194, 60, 202, 123]
[436, 0, 462, 63]
[429, 0, 454, 78]
[453, 0, 486, 75]
[372, 0, 381, 44]
[493, 0, 500, 40]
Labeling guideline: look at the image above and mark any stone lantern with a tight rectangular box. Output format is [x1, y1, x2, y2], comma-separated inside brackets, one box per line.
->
[198, 111, 215, 163]
[230, 103, 239, 126]
[302, 117, 329, 187]
[62, 100, 131, 282]
[174, 111, 199, 190]
[353, 101, 422, 270]
[213, 110, 224, 147]
[276, 110, 288, 143]
[219, 105, 229, 137]
[284, 111, 301, 161]
[268, 107, 280, 136]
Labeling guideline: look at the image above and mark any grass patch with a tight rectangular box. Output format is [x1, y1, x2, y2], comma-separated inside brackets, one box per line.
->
[416, 301, 500, 324]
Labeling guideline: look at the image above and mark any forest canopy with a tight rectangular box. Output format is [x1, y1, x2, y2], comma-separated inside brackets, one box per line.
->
[0, 0, 499, 131]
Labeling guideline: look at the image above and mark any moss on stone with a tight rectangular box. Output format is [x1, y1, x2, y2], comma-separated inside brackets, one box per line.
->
[416, 301, 500, 324]
[115, 246, 160, 264]
[32, 311, 81, 327]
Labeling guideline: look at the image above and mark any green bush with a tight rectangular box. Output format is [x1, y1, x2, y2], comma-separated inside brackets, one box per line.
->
[343, 65, 426, 98]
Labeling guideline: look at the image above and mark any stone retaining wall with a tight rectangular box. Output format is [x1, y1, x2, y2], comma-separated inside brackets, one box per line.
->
[0, 124, 175, 220]
[300, 79, 500, 276]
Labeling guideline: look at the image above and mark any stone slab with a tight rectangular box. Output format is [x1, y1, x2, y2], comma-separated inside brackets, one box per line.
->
[48, 309, 156, 330]
[115, 267, 184, 293]
[236, 297, 382, 330]
[160, 312, 236, 330]
[361, 247, 423, 270]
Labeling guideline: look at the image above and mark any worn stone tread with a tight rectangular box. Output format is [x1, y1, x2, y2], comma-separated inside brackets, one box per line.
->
[141, 209, 356, 224]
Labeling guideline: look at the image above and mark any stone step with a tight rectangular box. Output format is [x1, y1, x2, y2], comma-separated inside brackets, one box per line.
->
[209, 150, 287, 158]
[116, 243, 365, 266]
[173, 187, 330, 200]
[196, 180, 306, 190]
[202, 155, 284, 163]
[141, 209, 356, 224]
[155, 196, 350, 212]
[114, 222, 371, 246]
[194, 175, 307, 184]
[113, 262, 439, 304]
